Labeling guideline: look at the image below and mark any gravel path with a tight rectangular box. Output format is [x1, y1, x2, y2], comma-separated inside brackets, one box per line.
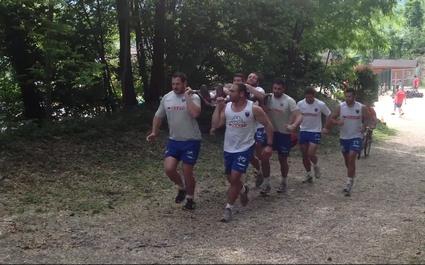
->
[1, 93, 425, 264]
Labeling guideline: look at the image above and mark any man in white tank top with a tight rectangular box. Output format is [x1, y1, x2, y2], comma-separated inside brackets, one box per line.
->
[296, 87, 331, 183]
[247, 79, 302, 195]
[146, 72, 202, 210]
[324, 88, 370, 196]
[246, 72, 268, 188]
[211, 83, 274, 222]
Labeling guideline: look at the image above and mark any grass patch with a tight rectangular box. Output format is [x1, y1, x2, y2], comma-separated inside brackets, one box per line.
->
[373, 121, 398, 142]
[0, 124, 224, 216]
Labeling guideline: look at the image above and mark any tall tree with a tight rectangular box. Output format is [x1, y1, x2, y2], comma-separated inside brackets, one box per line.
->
[146, 0, 165, 105]
[116, 0, 137, 107]
[405, 0, 424, 29]
[132, 0, 150, 93]
[0, 1, 44, 119]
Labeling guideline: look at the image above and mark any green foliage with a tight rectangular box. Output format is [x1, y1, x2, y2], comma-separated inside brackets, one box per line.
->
[0, 0, 399, 123]
[353, 65, 379, 104]
[405, 0, 424, 29]
[0, 58, 23, 120]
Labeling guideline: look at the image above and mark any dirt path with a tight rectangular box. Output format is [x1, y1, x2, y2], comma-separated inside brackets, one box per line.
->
[1, 93, 425, 264]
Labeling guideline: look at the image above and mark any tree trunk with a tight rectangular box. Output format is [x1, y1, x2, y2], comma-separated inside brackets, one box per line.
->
[77, 0, 117, 112]
[146, 0, 165, 105]
[132, 0, 150, 93]
[0, 7, 44, 119]
[95, 0, 117, 112]
[43, 1, 55, 118]
[116, 0, 137, 107]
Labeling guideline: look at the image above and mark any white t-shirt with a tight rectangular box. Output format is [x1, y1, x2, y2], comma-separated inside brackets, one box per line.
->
[265, 94, 298, 134]
[339, 101, 363, 139]
[251, 86, 265, 130]
[155, 91, 202, 141]
[297, 98, 331, 133]
[224, 100, 256, 153]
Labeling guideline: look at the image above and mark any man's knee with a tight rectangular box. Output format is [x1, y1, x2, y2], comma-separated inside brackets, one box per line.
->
[228, 173, 242, 186]
[165, 165, 177, 176]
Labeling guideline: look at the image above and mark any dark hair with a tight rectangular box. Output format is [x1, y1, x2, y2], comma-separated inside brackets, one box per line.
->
[233, 73, 246, 81]
[172, 72, 187, 83]
[251, 72, 263, 84]
[304, 87, 316, 96]
[236, 83, 249, 97]
[345, 88, 356, 95]
[272, 78, 287, 88]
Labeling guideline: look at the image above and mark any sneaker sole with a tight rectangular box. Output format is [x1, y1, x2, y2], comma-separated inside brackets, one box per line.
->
[182, 205, 195, 210]
[302, 178, 313, 184]
[260, 189, 271, 196]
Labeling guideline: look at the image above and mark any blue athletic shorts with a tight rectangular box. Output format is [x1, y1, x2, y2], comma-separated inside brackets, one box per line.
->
[273, 132, 292, 156]
[339, 138, 362, 154]
[224, 145, 255, 174]
[164, 139, 201, 165]
[255, 127, 267, 145]
[299, 131, 321, 145]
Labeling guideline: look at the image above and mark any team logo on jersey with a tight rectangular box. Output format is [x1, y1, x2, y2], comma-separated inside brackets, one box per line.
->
[182, 98, 186, 102]
[229, 116, 247, 128]
[280, 103, 284, 107]
[356, 109, 360, 114]
[314, 108, 318, 112]
[245, 111, 250, 117]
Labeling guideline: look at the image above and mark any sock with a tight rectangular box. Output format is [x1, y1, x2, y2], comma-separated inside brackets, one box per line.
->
[281, 177, 288, 185]
[347, 177, 354, 185]
[240, 185, 246, 194]
[225, 203, 233, 210]
[263, 177, 270, 186]
[186, 195, 193, 200]
[177, 185, 185, 191]
[180, 174, 186, 189]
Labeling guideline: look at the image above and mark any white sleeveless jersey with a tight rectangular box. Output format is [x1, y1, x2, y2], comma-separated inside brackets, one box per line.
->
[224, 100, 256, 153]
[339, 101, 363, 139]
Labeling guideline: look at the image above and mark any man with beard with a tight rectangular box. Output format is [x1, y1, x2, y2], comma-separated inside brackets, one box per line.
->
[211, 83, 274, 222]
[146, 72, 201, 210]
[324, 88, 370, 196]
[247, 79, 302, 195]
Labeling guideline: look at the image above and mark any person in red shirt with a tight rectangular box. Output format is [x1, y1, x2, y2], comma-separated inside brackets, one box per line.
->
[413, 75, 420, 90]
[392, 86, 406, 116]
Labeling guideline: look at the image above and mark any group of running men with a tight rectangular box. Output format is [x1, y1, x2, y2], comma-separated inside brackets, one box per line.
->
[146, 72, 374, 222]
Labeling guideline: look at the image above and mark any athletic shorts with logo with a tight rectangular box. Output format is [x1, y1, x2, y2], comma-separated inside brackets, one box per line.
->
[224, 144, 255, 174]
[339, 138, 362, 154]
[299, 131, 321, 145]
[273, 132, 292, 156]
[165, 139, 201, 165]
[255, 127, 267, 145]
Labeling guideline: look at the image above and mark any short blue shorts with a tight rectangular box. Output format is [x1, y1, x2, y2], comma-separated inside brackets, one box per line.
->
[255, 127, 267, 145]
[164, 139, 201, 165]
[340, 138, 362, 154]
[224, 145, 255, 174]
[299, 131, 321, 145]
[273, 132, 292, 156]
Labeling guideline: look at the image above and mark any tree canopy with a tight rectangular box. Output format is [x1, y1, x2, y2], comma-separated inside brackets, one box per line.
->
[0, 0, 406, 121]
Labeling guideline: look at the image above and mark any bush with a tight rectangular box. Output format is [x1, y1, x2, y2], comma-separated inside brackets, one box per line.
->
[353, 65, 379, 105]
